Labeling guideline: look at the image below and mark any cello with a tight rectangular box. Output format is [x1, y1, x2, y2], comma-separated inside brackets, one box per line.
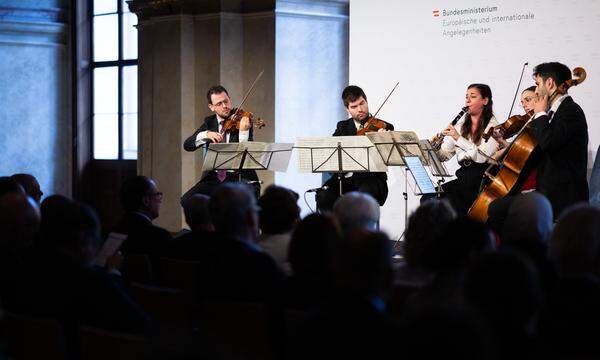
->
[467, 67, 586, 222]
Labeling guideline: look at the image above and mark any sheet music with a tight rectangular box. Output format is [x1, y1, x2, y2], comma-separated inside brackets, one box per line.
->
[404, 156, 437, 194]
[202, 142, 293, 172]
[93, 232, 127, 267]
[366, 131, 426, 166]
[419, 139, 451, 177]
[295, 136, 387, 173]
[251, 142, 294, 172]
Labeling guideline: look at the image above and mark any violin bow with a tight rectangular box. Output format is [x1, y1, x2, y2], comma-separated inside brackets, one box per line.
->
[506, 62, 528, 118]
[231, 70, 265, 119]
[372, 81, 400, 118]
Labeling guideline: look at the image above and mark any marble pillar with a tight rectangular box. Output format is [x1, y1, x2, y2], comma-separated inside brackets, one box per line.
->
[0, 0, 71, 197]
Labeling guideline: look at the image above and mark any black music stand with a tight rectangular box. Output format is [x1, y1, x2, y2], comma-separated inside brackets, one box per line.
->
[203, 142, 293, 182]
[295, 136, 387, 197]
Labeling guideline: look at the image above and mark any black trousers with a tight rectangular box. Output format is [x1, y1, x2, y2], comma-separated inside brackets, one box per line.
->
[316, 173, 388, 212]
[422, 162, 487, 215]
[180, 170, 260, 204]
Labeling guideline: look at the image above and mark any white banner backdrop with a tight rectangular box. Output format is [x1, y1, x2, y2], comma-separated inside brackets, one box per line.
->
[349, 0, 600, 238]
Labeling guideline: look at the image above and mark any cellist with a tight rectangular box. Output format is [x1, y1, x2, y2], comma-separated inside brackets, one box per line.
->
[488, 62, 589, 230]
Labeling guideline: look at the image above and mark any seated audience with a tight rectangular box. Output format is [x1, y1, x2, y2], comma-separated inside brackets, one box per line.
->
[332, 191, 380, 234]
[285, 213, 340, 310]
[501, 192, 557, 293]
[11, 200, 152, 341]
[465, 251, 543, 359]
[257, 185, 300, 274]
[10, 173, 43, 203]
[0, 176, 24, 197]
[112, 176, 172, 263]
[0, 193, 40, 308]
[290, 230, 398, 359]
[195, 183, 284, 302]
[397, 198, 457, 287]
[548, 203, 600, 278]
[406, 217, 495, 312]
[166, 194, 214, 260]
[538, 275, 600, 359]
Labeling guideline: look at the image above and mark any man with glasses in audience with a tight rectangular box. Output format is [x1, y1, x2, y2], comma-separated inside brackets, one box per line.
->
[112, 176, 172, 262]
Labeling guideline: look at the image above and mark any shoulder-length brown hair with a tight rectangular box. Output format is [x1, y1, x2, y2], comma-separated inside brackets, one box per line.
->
[461, 83, 494, 145]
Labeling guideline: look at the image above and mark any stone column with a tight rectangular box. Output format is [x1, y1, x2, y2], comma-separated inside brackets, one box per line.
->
[130, 0, 348, 230]
[0, 1, 71, 197]
[136, 14, 198, 231]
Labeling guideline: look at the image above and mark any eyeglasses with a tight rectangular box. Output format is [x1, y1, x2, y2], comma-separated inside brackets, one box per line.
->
[146, 191, 163, 200]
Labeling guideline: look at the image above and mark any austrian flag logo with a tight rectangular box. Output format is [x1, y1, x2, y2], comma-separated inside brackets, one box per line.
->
[433, 9, 440, 17]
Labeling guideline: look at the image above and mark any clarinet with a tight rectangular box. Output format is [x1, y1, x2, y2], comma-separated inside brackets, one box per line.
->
[431, 106, 468, 150]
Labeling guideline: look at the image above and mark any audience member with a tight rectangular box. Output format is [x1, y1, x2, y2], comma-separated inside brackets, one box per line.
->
[538, 275, 600, 359]
[112, 176, 172, 265]
[11, 200, 152, 342]
[0, 194, 40, 308]
[397, 198, 457, 287]
[194, 183, 284, 302]
[501, 192, 557, 293]
[465, 251, 542, 359]
[332, 191, 379, 234]
[165, 194, 214, 260]
[10, 173, 43, 203]
[0, 176, 24, 198]
[548, 203, 600, 278]
[285, 212, 340, 310]
[405, 217, 495, 313]
[257, 185, 300, 274]
[397, 304, 495, 360]
[290, 230, 397, 359]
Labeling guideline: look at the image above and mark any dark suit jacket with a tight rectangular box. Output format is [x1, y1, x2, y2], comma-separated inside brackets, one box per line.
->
[183, 114, 258, 182]
[12, 250, 153, 335]
[321, 118, 394, 205]
[165, 230, 215, 261]
[112, 212, 172, 260]
[531, 96, 589, 218]
[184, 114, 254, 151]
[194, 234, 284, 303]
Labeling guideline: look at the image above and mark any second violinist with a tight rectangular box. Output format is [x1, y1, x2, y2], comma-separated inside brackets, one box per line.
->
[316, 85, 394, 212]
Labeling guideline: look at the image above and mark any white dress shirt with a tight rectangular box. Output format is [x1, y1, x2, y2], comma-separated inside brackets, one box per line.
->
[437, 115, 500, 164]
[194, 114, 250, 147]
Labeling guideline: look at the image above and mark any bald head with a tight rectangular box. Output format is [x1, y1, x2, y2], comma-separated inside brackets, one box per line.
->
[11, 173, 43, 203]
[333, 192, 380, 234]
[209, 183, 259, 241]
[0, 193, 40, 252]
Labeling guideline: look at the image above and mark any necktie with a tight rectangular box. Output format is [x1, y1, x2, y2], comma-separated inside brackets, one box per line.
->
[547, 110, 554, 121]
[217, 121, 227, 182]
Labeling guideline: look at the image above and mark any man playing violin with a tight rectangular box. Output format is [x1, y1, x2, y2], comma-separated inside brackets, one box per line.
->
[182, 85, 260, 202]
[316, 85, 394, 212]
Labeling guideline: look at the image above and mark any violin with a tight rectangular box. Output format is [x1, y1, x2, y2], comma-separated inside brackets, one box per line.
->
[356, 117, 389, 135]
[355, 81, 399, 136]
[482, 110, 534, 142]
[222, 107, 266, 132]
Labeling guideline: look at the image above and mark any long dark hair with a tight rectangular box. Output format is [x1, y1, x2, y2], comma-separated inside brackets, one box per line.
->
[461, 83, 494, 145]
